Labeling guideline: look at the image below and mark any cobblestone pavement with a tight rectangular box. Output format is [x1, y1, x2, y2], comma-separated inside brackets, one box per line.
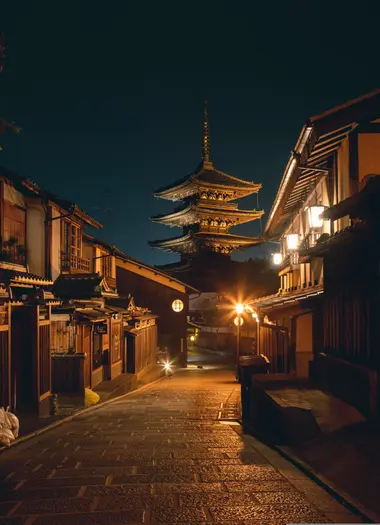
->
[0, 366, 361, 524]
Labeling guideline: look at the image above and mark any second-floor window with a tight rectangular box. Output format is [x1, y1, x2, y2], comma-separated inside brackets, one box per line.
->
[101, 253, 113, 278]
[2, 200, 26, 264]
[62, 221, 81, 258]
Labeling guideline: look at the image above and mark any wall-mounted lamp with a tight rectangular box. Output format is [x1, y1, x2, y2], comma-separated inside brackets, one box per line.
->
[286, 234, 299, 251]
[306, 205, 325, 229]
[272, 253, 283, 265]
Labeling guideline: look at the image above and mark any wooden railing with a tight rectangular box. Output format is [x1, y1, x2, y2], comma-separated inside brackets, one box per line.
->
[61, 253, 90, 273]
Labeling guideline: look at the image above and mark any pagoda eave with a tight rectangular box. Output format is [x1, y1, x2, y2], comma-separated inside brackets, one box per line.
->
[151, 204, 265, 227]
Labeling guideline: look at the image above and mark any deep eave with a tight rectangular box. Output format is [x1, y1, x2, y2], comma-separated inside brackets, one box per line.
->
[0, 166, 102, 230]
[149, 231, 263, 250]
[154, 161, 261, 201]
[264, 88, 380, 238]
[151, 202, 264, 226]
[115, 248, 199, 294]
[251, 285, 324, 311]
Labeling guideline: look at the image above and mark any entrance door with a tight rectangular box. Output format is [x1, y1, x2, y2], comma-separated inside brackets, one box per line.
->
[259, 323, 290, 373]
[82, 325, 91, 388]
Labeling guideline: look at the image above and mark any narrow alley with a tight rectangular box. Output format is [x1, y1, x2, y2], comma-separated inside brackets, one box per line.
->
[0, 361, 360, 524]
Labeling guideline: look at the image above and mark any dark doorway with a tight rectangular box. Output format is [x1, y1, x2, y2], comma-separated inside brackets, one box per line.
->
[126, 334, 135, 374]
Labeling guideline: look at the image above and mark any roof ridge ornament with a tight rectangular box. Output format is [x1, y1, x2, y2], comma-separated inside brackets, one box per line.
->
[202, 100, 212, 167]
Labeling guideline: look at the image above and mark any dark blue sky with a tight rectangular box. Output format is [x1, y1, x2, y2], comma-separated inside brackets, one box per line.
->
[1, 1, 380, 266]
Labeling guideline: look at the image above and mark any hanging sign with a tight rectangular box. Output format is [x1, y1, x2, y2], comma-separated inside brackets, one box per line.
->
[95, 323, 108, 334]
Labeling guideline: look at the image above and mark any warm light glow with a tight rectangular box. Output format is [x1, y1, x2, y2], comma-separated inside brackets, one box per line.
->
[190, 335, 195, 342]
[286, 234, 299, 250]
[234, 316, 244, 326]
[164, 361, 172, 371]
[252, 312, 258, 321]
[272, 252, 283, 265]
[172, 299, 184, 312]
[244, 305, 254, 313]
[235, 303, 244, 315]
[307, 205, 325, 229]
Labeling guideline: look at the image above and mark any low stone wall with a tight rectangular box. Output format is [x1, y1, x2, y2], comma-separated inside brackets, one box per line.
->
[241, 374, 321, 446]
[313, 353, 378, 418]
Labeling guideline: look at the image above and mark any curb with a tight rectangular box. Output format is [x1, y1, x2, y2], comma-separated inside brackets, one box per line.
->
[242, 422, 380, 524]
[0, 374, 165, 456]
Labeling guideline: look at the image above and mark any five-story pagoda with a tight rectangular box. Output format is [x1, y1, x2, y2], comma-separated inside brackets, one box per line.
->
[149, 103, 263, 273]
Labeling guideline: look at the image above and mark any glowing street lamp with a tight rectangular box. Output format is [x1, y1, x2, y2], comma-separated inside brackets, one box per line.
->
[235, 303, 245, 381]
[235, 303, 244, 315]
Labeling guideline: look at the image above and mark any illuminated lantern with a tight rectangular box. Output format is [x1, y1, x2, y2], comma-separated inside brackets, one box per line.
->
[234, 316, 244, 326]
[190, 335, 195, 342]
[306, 205, 325, 229]
[272, 252, 282, 265]
[286, 234, 299, 250]
[172, 299, 184, 312]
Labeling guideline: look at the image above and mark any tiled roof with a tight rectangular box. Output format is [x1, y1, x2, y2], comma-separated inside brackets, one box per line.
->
[0, 166, 102, 229]
[0, 269, 53, 286]
[53, 273, 104, 299]
[251, 285, 324, 310]
[154, 161, 260, 196]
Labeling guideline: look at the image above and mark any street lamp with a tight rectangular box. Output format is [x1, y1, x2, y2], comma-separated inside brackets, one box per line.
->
[235, 303, 244, 380]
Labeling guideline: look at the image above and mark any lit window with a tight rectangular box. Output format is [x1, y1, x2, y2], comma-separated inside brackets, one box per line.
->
[172, 299, 184, 312]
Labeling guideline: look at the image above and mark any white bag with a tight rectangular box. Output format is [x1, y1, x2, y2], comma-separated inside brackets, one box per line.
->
[0, 407, 6, 426]
[5, 408, 19, 439]
[0, 426, 15, 446]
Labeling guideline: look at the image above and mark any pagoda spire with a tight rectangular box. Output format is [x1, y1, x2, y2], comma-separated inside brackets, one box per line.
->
[202, 100, 211, 164]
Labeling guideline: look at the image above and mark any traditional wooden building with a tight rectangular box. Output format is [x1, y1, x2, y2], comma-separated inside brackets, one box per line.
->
[251, 88, 380, 385]
[51, 235, 159, 396]
[309, 175, 380, 417]
[0, 168, 60, 415]
[115, 249, 198, 367]
[149, 102, 263, 278]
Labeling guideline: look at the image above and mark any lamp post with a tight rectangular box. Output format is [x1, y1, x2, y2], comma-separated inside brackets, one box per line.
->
[235, 303, 244, 380]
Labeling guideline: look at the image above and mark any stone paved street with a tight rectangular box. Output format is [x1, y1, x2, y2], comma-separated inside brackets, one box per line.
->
[0, 364, 361, 524]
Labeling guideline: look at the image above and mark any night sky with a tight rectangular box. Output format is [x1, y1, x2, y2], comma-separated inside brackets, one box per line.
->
[1, 2, 380, 267]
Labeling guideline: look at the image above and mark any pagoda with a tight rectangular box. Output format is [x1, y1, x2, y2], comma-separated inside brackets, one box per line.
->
[149, 102, 264, 273]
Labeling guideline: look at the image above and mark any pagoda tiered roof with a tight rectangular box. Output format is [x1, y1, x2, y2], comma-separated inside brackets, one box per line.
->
[150, 101, 264, 259]
[151, 200, 264, 227]
[154, 160, 261, 202]
[149, 231, 262, 254]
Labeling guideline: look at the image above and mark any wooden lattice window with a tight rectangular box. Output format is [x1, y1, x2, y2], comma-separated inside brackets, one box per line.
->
[101, 253, 113, 278]
[62, 221, 81, 257]
[71, 224, 81, 257]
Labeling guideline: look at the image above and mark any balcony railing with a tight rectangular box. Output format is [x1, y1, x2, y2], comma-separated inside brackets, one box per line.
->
[61, 253, 90, 273]
[0, 242, 26, 266]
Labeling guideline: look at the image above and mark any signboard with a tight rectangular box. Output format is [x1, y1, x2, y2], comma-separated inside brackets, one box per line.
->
[94, 323, 108, 334]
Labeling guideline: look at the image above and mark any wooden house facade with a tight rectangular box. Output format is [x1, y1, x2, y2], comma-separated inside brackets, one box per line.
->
[250, 89, 380, 410]
[0, 167, 163, 415]
[115, 251, 198, 367]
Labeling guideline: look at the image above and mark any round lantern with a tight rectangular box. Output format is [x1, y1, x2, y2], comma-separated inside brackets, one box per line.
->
[172, 299, 184, 312]
[234, 316, 244, 326]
